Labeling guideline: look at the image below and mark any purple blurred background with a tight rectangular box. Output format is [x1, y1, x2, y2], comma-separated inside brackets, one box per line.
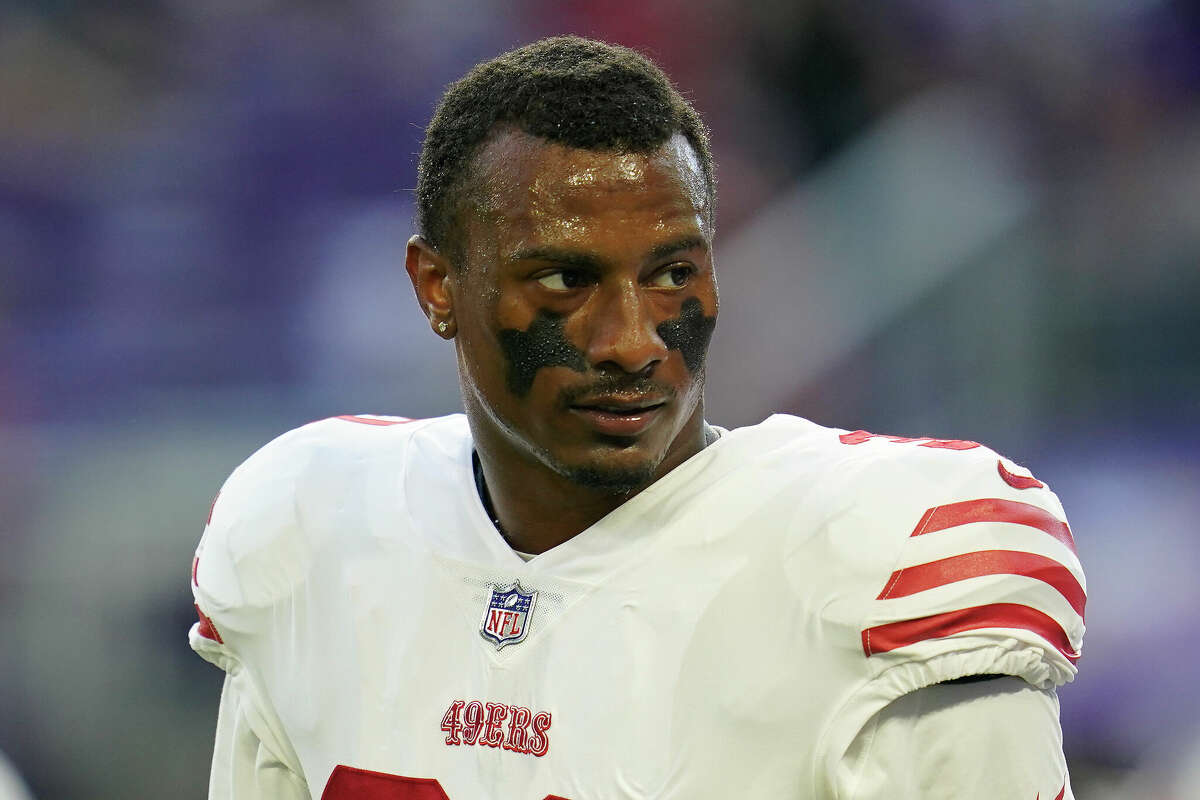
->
[1, 1, 1197, 797]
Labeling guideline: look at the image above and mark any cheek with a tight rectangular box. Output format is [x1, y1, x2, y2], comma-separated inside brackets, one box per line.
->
[456, 320, 509, 402]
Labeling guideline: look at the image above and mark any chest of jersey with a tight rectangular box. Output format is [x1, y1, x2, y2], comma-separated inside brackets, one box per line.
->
[255, 467, 861, 800]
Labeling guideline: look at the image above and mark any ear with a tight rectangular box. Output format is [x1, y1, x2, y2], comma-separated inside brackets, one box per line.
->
[406, 235, 456, 338]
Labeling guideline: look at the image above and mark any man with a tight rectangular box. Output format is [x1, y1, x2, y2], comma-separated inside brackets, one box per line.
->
[190, 37, 1084, 799]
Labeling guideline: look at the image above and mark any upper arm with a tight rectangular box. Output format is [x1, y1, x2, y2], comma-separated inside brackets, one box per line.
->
[836, 676, 1072, 800]
[209, 675, 312, 800]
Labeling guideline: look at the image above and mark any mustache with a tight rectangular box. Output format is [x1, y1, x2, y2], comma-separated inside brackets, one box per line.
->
[557, 374, 677, 408]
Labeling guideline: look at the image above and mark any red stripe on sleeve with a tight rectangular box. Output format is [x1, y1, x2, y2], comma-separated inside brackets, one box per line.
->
[998, 459, 1044, 489]
[876, 550, 1086, 616]
[1054, 783, 1066, 800]
[912, 499, 1075, 554]
[194, 604, 224, 644]
[334, 415, 413, 426]
[861, 602, 1078, 662]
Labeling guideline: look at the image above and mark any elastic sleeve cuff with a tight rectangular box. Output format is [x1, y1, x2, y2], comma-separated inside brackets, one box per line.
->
[190, 622, 238, 673]
[867, 636, 1072, 697]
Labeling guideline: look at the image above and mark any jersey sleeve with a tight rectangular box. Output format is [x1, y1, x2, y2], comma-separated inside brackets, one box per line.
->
[812, 438, 1086, 797]
[207, 675, 312, 800]
[854, 444, 1085, 695]
[188, 422, 331, 797]
[835, 677, 1073, 799]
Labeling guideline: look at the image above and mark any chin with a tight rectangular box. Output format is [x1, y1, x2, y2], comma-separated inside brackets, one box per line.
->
[556, 461, 657, 494]
[540, 412, 693, 494]
[537, 437, 664, 494]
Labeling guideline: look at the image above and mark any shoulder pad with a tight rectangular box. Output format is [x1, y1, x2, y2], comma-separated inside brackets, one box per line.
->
[190, 415, 426, 630]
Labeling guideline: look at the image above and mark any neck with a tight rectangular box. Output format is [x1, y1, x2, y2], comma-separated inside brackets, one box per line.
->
[471, 409, 711, 555]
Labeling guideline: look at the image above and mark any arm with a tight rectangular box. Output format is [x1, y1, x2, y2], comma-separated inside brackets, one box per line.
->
[190, 424, 326, 800]
[208, 675, 311, 800]
[837, 677, 1071, 800]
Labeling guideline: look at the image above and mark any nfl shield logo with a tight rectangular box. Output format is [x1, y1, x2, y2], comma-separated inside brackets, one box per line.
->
[479, 581, 538, 650]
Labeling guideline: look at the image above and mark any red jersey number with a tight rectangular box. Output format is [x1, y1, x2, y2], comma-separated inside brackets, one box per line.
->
[321, 765, 569, 800]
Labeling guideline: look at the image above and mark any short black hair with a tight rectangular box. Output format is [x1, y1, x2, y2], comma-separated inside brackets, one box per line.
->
[416, 36, 715, 265]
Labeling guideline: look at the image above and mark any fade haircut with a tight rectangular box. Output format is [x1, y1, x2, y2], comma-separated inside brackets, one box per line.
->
[416, 36, 715, 267]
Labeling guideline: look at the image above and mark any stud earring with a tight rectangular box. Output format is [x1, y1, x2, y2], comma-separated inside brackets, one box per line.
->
[437, 321, 449, 333]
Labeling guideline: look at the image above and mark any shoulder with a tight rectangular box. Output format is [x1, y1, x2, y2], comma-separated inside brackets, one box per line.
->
[191, 414, 468, 623]
[845, 427, 1082, 690]
[771, 420, 1084, 692]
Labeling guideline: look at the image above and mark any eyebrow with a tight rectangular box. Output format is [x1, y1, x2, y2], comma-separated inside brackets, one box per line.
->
[506, 234, 709, 269]
[506, 245, 604, 270]
[646, 234, 709, 262]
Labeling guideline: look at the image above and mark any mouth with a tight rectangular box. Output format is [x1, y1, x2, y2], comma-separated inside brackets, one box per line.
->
[568, 396, 667, 436]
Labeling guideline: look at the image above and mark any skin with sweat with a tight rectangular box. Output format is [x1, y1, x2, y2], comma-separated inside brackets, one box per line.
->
[406, 129, 718, 554]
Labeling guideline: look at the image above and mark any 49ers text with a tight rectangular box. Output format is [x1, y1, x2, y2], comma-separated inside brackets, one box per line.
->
[440, 699, 551, 757]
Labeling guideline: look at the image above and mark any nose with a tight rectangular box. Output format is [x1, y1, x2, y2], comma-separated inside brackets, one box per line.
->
[584, 282, 669, 374]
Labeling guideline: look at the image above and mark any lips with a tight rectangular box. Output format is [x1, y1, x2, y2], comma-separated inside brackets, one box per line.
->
[568, 395, 667, 436]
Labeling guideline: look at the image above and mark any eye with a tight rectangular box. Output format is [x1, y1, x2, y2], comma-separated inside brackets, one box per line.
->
[648, 264, 694, 288]
[535, 269, 588, 291]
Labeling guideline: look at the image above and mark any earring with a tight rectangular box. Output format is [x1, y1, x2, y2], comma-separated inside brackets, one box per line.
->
[437, 321, 449, 333]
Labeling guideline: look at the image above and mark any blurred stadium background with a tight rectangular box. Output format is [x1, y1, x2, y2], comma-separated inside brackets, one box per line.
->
[1, 1, 1198, 797]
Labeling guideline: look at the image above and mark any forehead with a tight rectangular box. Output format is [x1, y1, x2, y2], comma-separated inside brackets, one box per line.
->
[466, 129, 710, 244]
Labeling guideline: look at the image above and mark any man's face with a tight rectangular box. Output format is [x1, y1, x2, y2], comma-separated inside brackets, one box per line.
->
[450, 130, 717, 492]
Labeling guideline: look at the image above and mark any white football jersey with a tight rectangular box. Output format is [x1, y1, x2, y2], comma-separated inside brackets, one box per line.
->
[190, 413, 1084, 800]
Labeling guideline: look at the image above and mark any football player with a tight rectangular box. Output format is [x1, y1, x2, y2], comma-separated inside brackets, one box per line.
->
[190, 37, 1084, 799]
